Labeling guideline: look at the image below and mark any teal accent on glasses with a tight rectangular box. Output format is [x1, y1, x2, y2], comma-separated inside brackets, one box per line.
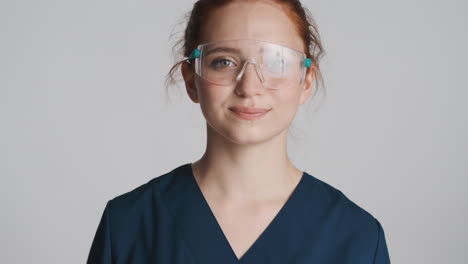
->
[304, 58, 312, 68]
[189, 49, 201, 60]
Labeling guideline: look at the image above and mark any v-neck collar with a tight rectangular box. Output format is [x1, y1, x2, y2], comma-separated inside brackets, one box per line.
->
[161, 163, 313, 264]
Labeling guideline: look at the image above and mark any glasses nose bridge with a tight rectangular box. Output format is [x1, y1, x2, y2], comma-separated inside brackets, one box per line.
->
[235, 58, 265, 84]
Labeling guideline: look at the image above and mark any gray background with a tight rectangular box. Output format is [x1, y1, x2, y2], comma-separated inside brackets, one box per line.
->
[1, 0, 467, 263]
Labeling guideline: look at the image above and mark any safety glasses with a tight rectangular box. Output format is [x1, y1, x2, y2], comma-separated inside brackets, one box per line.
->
[187, 39, 313, 89]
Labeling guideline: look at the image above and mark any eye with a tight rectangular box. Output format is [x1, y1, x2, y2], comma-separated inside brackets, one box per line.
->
[210, 58, 237, 70]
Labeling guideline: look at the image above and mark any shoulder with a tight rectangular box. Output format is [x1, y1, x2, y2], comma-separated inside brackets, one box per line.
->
[304, 172, 386, 249]
[104, 164, 187, 223]
[306, 172, 380, 220]
[88, 164, 191, 262]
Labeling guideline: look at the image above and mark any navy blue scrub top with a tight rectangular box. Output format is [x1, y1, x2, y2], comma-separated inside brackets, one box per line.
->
[87, 163, 390, 264]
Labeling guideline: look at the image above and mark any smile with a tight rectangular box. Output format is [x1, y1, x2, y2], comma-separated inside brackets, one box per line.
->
[229, 108, 271, 120]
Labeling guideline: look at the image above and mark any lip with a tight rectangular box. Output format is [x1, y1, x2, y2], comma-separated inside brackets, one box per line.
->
[229, 106, 271, 114]
[229, 106, 271, 120]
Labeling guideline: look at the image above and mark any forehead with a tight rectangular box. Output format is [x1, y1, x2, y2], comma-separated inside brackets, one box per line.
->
[199, 1, 305, 52]
[200, 40, 304, 60]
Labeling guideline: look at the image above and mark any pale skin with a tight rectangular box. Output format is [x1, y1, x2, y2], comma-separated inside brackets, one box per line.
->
[181, 0, 316, 260]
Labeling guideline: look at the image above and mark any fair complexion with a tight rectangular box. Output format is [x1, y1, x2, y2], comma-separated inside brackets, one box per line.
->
[181, 1, 316, 259]
[182, 1, 315, 202]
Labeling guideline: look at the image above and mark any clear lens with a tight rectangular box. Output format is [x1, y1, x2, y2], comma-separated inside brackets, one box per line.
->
[195, 39, 306, 89]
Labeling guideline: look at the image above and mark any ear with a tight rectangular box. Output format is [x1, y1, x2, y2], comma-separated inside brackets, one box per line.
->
[181, 61, 200, 103]
[299, 65, 316, 105]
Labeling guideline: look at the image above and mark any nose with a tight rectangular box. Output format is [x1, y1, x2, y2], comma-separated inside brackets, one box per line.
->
[235, 59, 265, 83]
[234, 59, 265, 95]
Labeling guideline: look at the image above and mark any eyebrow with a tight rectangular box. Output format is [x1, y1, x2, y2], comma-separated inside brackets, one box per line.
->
[203, 46, 265, 56]
[204, 47, 241, 57]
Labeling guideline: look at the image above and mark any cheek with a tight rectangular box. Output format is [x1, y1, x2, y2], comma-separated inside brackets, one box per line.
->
[272, 88, 302, 117]
[195, 79, 231, 118]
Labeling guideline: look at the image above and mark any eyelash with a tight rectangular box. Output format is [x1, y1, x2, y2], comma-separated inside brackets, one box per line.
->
[210, 58, 237, 69]
[208, 57, 287, 72]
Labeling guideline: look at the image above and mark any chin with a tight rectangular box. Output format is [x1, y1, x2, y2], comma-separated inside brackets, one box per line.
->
[220, 123, 280, 146]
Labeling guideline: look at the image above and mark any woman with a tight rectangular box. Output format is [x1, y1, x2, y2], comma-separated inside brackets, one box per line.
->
[87, 0, 391, 263]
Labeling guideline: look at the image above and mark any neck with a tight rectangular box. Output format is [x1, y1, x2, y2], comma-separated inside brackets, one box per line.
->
[191, 123, 303, 203]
